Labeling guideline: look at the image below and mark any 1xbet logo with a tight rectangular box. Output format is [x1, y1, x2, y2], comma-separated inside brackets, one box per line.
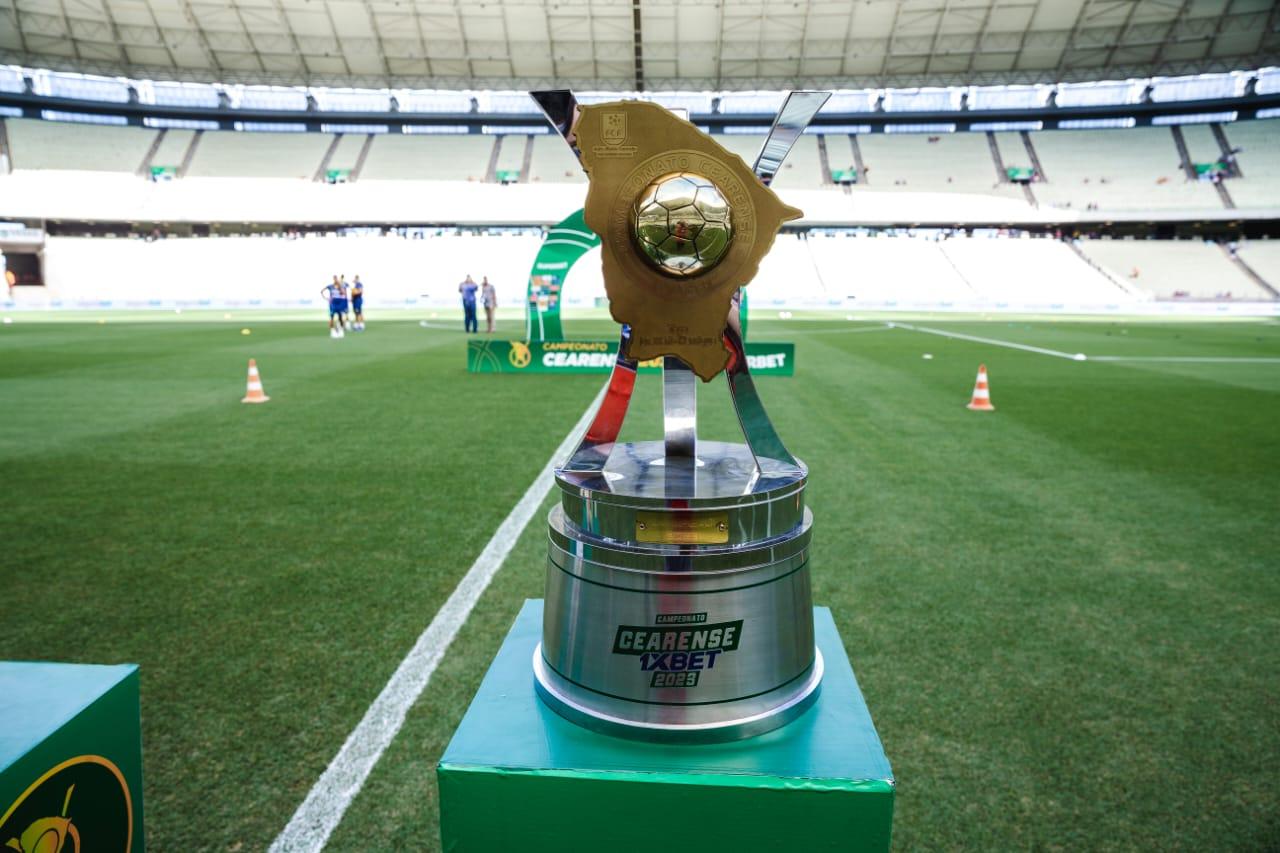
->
[612, 616, 744, 688]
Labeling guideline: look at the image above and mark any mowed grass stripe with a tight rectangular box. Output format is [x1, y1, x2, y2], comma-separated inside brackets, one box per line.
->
[2, 318, 1278, 850]
[269, 380, 606, 853]
[0, 320, 603, 851]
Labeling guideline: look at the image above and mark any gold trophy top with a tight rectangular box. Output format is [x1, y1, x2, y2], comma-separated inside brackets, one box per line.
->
[575, 101, 801, 381]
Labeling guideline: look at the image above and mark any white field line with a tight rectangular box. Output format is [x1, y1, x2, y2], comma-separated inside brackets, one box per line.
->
[889, 322, 1086, 361]
[1087, 355, 1280, 364]
[785, 325, 896, 336]
[268, 382, 608, 853]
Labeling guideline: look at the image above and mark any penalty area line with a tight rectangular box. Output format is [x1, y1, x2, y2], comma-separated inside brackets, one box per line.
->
[888, 322, 1086, 361]
[268, 381, 609, 853]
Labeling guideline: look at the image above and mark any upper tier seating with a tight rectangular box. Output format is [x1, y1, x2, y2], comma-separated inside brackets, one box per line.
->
[6, 118, 156, 172]
[1029, 127, 1222, 211]
[185, 130, 332, 179]
[528, 134, 585, 183]
[327, 133, 368, 173]
[1235, 241, 1280, 290]
[149, 129, 195, 170]
[1076, 238, 1273, 300]
[769, 134, 825, 189]
[494, 134, 524, 178]
[358, 134, 492, 181]
[852, 131, 1026, 202]
[1221, 119, 1280, 209]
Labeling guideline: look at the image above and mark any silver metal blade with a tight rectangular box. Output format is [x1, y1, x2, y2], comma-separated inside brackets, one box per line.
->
[530, 89, 583, 164]
[751, 91, 831, 186]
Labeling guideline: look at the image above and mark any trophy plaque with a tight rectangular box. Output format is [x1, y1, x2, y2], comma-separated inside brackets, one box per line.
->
[530, 90, 832, 742]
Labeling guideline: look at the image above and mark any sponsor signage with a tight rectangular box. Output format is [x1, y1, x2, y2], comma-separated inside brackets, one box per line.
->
[468, 339, 796, 376]
[612, 614, 744, 689]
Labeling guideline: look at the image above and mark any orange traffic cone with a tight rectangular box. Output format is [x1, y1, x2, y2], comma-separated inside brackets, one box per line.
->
[966, 364, 995, 411]
[241, 358, 270, 403]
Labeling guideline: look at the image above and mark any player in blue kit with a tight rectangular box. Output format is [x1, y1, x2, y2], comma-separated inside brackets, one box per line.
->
[350, 275, 365, 331]
[321, 275, 348, 339]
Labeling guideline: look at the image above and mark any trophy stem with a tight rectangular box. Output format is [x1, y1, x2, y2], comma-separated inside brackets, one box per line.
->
[662, 356, 697, 462]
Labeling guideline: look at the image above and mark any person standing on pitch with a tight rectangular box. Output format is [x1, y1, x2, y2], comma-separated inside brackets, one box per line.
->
[321, 274, 349, 339]
[340, 274, 353, 329]
[481, 276, 497, 333]
[459, 274, 479, 334]
[350, 275, 366, 331]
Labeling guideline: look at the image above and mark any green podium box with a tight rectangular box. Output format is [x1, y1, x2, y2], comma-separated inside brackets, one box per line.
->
[0, 662, 144, 852]
[439, 601, 893, 852]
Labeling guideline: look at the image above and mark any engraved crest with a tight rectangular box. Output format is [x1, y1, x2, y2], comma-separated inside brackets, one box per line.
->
[602, 112, 627, 145]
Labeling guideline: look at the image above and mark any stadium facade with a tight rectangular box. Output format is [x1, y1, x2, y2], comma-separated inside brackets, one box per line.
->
[0, 52, 1278, 314]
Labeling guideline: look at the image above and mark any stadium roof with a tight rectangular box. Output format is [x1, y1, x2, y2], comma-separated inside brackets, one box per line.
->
[1, 0, 1278, 92]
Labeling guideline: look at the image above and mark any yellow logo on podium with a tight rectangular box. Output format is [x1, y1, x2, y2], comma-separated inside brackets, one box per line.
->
[508, 341, 532, 369]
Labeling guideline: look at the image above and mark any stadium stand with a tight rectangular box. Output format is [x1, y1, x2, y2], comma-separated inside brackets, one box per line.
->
[527, 133, 586, 183]
[358, 134, 492, 181]
[1029, 127, 1223, 211]
[493, 133, 526, 181]
[325, 133, 369, 177]
[1221, 118, 1280, 209]
[38, 232, 545, 308]
[185, 130, 332, 179]
[769, 134, 825, 189]
[5, 118, 156, 172]
[148, 128, 196, 173]
[852, 131, 1026, 201]
[940, 236, 1131, 303]
[1235, 240, 1280, 289]
[1180, 123, 1227, 167]
[1077, 238, 1274, 300]
[715, 134, 768, 171]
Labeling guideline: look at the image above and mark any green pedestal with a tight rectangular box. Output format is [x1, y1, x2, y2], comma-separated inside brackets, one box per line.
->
[439, 601, 893, 852]
[0, 662, 144, 852]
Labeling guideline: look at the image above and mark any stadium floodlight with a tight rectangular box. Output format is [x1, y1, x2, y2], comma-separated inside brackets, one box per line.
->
[884, 122, 957, 133]
[1057, 116, 1137, 129]
[143, 117, 220, 130]
[1149, 73, 1247, 103]
[41, 110, 128, 126]
[719, 91, 788, 115]
[232, 121, 307, 132]
[1151, 111, 1239, 126]
[969, 120, 1044, 132]
[967, 84, 1051, 111]
[33, 70, 131, 104]
[0, 66, 26, 94]
[227, 86, 308, 112]
[312, 89, 392, 113]
[883, 87, 962, 112]
[394, 90, 473, 113]
[1257, 68, 1280, 96]
[820, 90, 879, 113]
[139, 81, 221, 109]
[1055, 79, 1145, 107]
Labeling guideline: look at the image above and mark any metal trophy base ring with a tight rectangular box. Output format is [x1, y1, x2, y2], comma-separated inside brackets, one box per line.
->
[533, 644, 824, 744]
[539, 440, 820, 743]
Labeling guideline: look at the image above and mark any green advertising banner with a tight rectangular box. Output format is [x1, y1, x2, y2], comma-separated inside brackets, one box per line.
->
[526, 210, 601, 342]
[469, 339, 795, 376]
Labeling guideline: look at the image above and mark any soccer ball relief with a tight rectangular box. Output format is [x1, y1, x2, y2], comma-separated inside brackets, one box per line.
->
[631, 172, 734, 276]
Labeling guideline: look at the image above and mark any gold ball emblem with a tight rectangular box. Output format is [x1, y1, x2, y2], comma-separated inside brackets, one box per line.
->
[630, 172, 733, 277]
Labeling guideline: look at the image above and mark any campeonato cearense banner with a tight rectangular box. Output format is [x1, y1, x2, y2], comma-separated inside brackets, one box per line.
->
[468, 339, 795, 376]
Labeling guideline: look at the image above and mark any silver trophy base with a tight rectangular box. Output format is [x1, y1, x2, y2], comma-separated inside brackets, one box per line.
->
[533, 644, 824, 744]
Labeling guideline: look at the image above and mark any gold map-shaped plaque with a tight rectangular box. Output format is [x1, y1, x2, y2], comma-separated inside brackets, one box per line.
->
[575, 101, 801, 380]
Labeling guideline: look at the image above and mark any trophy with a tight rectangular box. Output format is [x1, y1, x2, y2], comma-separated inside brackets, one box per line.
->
[530, 91, 831, 742]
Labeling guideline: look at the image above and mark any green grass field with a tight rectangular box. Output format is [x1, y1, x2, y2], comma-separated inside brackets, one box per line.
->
[2, 312, 1278, 850]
